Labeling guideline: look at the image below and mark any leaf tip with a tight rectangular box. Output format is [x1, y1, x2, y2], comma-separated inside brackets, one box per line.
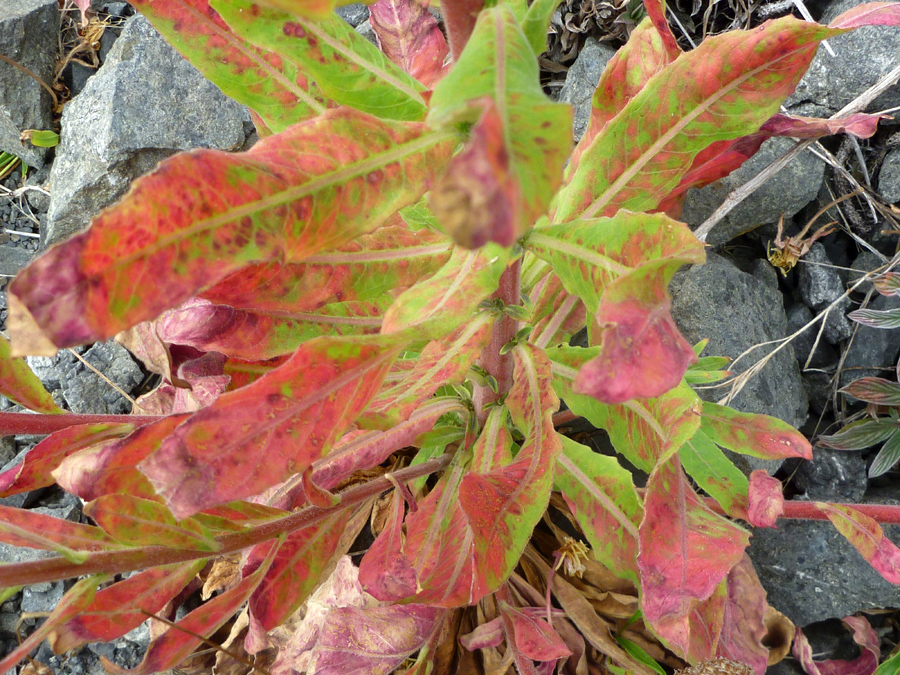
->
[8, 292, 59, 357]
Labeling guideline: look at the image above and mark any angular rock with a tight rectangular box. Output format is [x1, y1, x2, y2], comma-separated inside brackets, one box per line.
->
[878, 146, 900, 204]
[26, 338, 143, 414]
[848, 249, 887, 295]
[798, 243, 853, 344]
[786, 303, 837, 369]
[43, 14, 250, 246]
[840, 294, 900, 394]
[681, 137, 825, 246]
[749, 518, 900, 625]
[559, 37, 618, 142]
[336, 3, 370, 27]
[670, 252, 809, 473]
[784, 0, 900, 117]
[0, 0, 58, 168]
[0, 245, 33, 277]
[792, 446, 868, 503]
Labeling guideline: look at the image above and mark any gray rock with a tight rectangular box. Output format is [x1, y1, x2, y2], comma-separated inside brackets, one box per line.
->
[848, 250, 886, 295]
[355, 20, 379, 46]
[43, 14, 250, 246]
[798, 243, 853, 344]
[803, 369, 834, 416]
[786, 303, 837, 369]
[681, 137, 825, 246]
[879, 147, 900, 204]
[21, 579, 64, 613]
[670, 252, 809, 473]
[0, 0, 59, 168]
[793, 447, 867, 502]
[27, 339, 143, 413]
[0, 239, 35, 278]
[559, 37, 618, 142]
[336, 3, 369, 27]
[841, 294, 900, 393]
[784, 0, 900, 118]
[749, 518, 900, 625]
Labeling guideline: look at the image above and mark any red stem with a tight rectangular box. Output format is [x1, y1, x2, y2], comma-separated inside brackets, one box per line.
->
[704, 496, 900, 524]
[0, 411, 159, 435]
[0, 454, 452, 588]
[441, 0, 486, 60]
[473, 258, 521, 423]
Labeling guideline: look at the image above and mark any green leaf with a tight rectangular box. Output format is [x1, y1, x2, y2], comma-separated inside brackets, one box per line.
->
[849, 307, 900, 329]
[10, 109, 455, 354]
[554, 15, 840, 221]
[819, 419, 899, 451]
[0, 336, 63, 413]
[521, 0, 562, 55]
[129, 0, 327, 134]
[427, 5, 572, 246]
[678, 430, 749, 519]
[868, 430, 900, 478]
[617, 638, 666, 675]
[554, 435, 643, 583]
[212, 0, 428, 121]
[876, 648, 900, 675]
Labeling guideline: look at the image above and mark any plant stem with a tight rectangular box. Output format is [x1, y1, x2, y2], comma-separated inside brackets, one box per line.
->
[0, 455, 452, 588]
[703, 496, 900, 524]
[473, 257, 521, 424]
[0, 411, 159, 435]
[441, 0, 486, 60]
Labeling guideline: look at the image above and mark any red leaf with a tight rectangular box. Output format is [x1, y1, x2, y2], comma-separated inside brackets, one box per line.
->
[638, 456, 750, 659]
[829, 1, 900, 28]
[793, 616, 879, 675]
[501, 602, 572, 662]
[0, 336, 63, 412]
[51, 561, 206, 652]
[701, 401, 813, 461]
[102, 540, 278, 675]
[0, 423, 132, 497]
[311, 604, 443, 675]
[134, 350, 229, 415]
[430, 100, 521, 248]
[53, 415, 189, 502]
[248, 509, 351, 631]
[716, 556, 770, 675]
[139, 335, 398, 519]
[574, 260, 699, 403]
[459, 617, 504, 651]
[746, 471, 784, 528]
[358, 489, 419, 601]
[642, 0, 682, 60]
[0, 503, 123, 554]
[9, 109, 454, 354]
[369, 0, 450, 87]
[815, 502, 900, 584]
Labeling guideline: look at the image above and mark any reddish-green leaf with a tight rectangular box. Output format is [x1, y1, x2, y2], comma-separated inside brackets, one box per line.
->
[551, 345, 702, 472]
[0, 504, 124, 558]
[818, 418, 899, 451]
[134, 350, 230, 415]
[249, 0, 341, 19]
[874, 271, 900, 297]
[9, 109, 455, 354]
[840, 377, 900, 406]
[869, 431, 900, 478]
[0, 423, 132, 497]
[0, 335, 63, 413]
[501, 601, 572, 662]
[643, 0, 682, 60]
[51, 561, 206, 652]
[794, 616, 880, 675]
[527, 212, 706, 316]
[359, 488, 418, 601]
[527, 270, 586, 349]
[816, 502, 900, 584]
[567, 18, 674, 178]
[312, 604, 444, 675]
[848, 306, 900, 329]
[211, 0, 429, 120]
[200, 225, 451, 312]
[700, 401, 813, 461]
[381, 244, 508, 339]
[128, 0, 326, 133]
[716, 556, 770, 674]
[554, 435, 643, 583]
[53, 415, 189, 502]
[224, 354, 290, 390]
[0, 576, 101, 673]
[369, 0, 450, 87]
[156, 296, 391, 360]
[553, 16, 841, 222]
[460, 345, 562, 599]
[84, 495, 221, 551]
[574, 259, 700, 403]
[248, 508, 351, 631]
[678, 430, 749, 521]
[427, 4, 572, 245]
[829, 1, 900, 28]
[102, 540, 278, 675]
[746, 470, 783, 528]
[638, 456, 749, 659]
[359, 314, 492, 429]
[139, 335, 399, 519]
